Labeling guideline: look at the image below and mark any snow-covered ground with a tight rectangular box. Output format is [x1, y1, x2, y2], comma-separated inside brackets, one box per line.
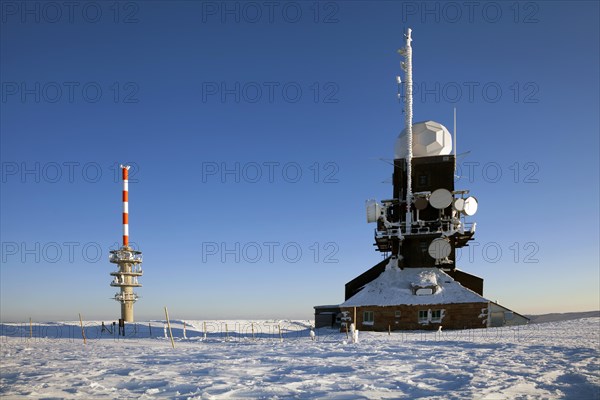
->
[1, 318, 598, 399]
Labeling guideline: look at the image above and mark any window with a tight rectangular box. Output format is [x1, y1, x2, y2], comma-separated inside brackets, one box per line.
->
[395, 311, 401, 319]
[415, 288, 434, 296]
[418, 174, 429, 187]
[363, 311, 374, 325]
[418, 309, 443, 324]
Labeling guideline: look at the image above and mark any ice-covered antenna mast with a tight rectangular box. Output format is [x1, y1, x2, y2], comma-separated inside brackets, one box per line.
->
[400, 28, 414, 235]
[454, 107, 457, 174]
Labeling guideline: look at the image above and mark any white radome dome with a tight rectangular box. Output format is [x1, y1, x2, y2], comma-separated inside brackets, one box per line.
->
[394, 121, 452, 159]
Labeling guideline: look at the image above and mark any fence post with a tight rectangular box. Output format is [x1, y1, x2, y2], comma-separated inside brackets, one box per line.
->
[164, 307, 175, 349]
[78, 313, 86, 345]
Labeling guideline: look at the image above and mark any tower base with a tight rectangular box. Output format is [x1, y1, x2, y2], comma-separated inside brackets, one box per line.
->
[121, 301, 134, 322]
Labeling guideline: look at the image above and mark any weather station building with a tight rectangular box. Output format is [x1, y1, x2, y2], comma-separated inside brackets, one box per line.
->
[314, 29, 528, 331]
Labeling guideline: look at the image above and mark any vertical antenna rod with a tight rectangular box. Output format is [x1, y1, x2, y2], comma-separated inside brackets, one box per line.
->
[453, 107, 457, 174]
[404, 28, 414, 235]
[121, 165, 130, 247]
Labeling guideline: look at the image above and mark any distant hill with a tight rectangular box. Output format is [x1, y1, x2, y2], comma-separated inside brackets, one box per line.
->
[526, 311, 600, 324]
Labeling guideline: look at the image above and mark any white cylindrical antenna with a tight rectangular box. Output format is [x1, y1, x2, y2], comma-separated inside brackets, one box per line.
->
[403, 28, 414, 235]
[453, 107, 457, 174]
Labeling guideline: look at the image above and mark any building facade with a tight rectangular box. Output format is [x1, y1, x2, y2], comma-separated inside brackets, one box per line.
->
[341, 303, 488, 331]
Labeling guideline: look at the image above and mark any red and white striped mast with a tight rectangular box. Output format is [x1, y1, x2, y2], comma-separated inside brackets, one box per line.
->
[109, 164, 143, 323]
[122, 165, 130, 247]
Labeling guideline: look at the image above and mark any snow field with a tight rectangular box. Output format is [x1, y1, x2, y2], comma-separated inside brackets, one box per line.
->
[1, 318, 598, 399]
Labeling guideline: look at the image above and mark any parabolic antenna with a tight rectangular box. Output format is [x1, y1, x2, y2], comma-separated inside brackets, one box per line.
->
[414, 197, 428, 210]
[428, 238, 451, 259]
[366, 200, 382, 223]
[429, 188, 452, 209]
[453, 198, 465, 212]
[463, 196, 478, 216]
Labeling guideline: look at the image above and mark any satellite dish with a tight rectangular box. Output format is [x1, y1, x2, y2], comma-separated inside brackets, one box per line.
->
[366, 200, 382, 223]
[428, 238, 451, 259]
[463, 196, 478, 216]
[429, 189, 452, 209]
[453, 198, 465, 212]
[414, 197, 428, 210]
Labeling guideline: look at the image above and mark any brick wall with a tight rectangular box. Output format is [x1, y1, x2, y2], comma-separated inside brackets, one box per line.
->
[340, 302, 488, 331]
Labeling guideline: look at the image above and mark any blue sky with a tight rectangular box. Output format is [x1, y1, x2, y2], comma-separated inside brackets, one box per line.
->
[1, 1, 598, 321]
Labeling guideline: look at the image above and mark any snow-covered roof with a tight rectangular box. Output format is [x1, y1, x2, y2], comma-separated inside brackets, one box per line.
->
[341, 265, 488, 307]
